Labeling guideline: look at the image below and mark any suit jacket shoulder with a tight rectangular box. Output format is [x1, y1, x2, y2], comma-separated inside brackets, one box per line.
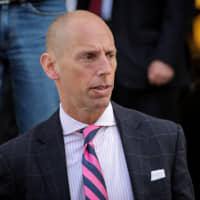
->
[112, 101, 180, 135]
[112, 101, 194, 200]
[0, 110, 70, 200]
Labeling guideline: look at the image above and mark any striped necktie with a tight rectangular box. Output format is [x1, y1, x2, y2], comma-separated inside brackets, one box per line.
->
[89, 0, 102, 16]
[81, 125, 109, 200]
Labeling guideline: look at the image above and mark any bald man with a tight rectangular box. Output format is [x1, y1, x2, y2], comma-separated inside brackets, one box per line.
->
[0, 11, 194, 200]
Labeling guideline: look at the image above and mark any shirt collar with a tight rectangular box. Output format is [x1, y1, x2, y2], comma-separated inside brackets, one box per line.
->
[59, 102, 116, 135]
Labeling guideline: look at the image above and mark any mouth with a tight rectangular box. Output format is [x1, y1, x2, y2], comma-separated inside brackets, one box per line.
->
[89, 85, 112, 96]
[92, 85, 109, 90]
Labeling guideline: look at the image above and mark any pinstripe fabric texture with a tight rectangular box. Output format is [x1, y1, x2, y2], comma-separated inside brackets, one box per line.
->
[80, 125, 108, 200]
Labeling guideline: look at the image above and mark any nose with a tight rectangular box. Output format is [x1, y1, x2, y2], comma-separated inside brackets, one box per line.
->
[97, 54, 114, 76]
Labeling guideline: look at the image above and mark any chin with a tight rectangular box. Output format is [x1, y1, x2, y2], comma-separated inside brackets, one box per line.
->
[92, 99, 110, 110]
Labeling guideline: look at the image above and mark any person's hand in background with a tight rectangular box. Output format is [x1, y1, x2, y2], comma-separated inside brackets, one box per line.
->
[148, 60, 175, 86]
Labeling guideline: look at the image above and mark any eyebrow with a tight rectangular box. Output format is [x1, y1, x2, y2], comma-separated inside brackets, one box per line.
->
[77, 47, 117, 55]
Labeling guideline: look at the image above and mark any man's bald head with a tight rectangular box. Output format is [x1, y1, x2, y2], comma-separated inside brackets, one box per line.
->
[41, 10, 117, 124]
[46, 10, 114, 59]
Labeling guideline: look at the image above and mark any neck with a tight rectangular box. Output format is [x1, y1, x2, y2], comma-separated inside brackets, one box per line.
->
[61, 104, 106, 124]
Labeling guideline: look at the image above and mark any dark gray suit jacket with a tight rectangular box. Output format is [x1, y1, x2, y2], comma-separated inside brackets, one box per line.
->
[0, 102, 194, 199]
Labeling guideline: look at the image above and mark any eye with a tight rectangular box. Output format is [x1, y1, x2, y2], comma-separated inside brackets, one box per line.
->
[83, 53, 96, 60]
[106, 52, 116, 59]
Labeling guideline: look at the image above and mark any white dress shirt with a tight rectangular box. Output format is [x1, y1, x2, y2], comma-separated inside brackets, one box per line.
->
[60, 102, 134, 200]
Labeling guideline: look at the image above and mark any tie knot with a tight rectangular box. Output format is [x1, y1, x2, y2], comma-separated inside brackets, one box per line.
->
[80, 125, 101, 144]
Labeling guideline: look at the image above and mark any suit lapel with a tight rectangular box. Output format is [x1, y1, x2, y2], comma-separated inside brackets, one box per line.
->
[33, 110, 70, 200]
[112, 102, 152, 200]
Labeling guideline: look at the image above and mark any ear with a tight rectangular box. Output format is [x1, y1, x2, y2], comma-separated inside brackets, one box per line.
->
[40, 53, 59, 80]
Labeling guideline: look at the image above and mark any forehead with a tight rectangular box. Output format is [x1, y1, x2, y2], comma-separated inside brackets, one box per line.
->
[66, 18, 115, 50]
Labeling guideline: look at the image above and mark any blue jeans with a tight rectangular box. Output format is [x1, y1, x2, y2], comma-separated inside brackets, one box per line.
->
[0, 0, 66, 133]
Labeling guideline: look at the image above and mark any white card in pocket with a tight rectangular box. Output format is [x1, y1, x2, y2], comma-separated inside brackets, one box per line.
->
[151, 169, 166, 181]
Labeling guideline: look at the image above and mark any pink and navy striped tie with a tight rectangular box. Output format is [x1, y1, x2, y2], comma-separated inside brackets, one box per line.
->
[80, 125, 108, 200]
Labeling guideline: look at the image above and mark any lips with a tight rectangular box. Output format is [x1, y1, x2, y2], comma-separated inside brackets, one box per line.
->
[93, 85, 109, 90]
[90, 85, 112, 96]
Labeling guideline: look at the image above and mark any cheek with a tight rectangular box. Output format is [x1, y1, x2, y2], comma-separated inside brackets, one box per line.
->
[74, 71, 90, 92]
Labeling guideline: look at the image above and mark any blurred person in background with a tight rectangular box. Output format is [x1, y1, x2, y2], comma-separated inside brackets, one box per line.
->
[110, 0, 195, 122]
[0, 0, 66, 139]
